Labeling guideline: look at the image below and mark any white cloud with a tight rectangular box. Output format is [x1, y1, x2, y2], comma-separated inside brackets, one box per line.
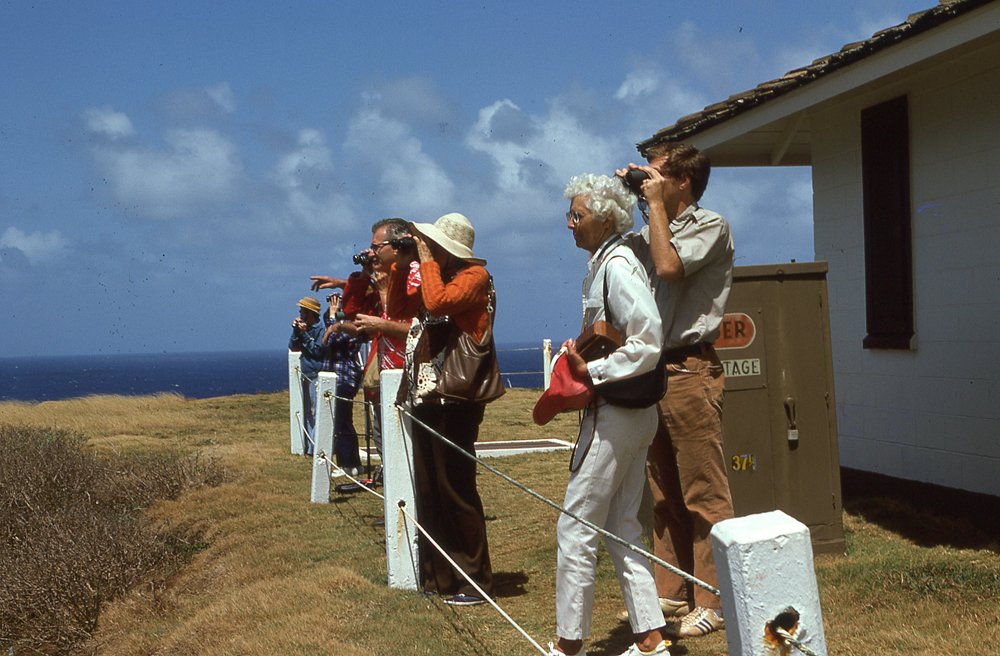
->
[344, 106, 456, 217]
[152, 82, 238, 121]
[704, 167, 814, 266]
[273, 128, 332, 189]
[83, 106, 135, 141]
[615, 70, 660, 102]
[363, 77, 452, 127]
[272, 129, 356, 231]
[612, 66, 707, 140]
[206, 82, 236, 114]
[466, 98, 618, 195]
[673, 21, 765, 97]
[88, 125, 242, 219]
[0, 226, 68, 264]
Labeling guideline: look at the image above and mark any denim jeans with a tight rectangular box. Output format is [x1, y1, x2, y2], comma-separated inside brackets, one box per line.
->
[301, 376, 317, 456]
[333, 387, 361, 468]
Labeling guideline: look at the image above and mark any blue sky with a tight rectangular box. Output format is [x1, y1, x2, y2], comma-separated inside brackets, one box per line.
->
[0, 1, 932, 357]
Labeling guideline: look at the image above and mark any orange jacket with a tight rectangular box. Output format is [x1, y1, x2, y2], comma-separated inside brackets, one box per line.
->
[390, 260, 491, 342]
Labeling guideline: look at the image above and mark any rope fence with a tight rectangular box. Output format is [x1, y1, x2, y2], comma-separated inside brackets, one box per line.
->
[776, 628, 820, 656]
[290, 353, 829, 655]
[314, 451, 549, 655]
[395, 403, 720, 597]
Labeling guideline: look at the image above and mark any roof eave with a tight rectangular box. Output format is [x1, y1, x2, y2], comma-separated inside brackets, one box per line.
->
[638, 0, 1000, 165]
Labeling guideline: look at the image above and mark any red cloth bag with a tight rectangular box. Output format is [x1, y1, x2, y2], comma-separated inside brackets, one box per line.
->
[532, 350, 593, 425]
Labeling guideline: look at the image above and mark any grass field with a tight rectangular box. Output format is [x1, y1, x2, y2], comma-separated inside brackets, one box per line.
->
[2, 389, 998, 655]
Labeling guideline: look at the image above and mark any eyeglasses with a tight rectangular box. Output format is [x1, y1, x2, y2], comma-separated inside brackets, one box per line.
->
[368, 240, 392, 252]
[566, 210, 585, 226]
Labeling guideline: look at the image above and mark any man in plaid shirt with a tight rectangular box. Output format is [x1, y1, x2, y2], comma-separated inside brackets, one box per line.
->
[322, 293, 363, 472]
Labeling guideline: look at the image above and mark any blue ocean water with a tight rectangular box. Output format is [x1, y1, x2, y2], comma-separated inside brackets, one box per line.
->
[0, 344, 546, 403]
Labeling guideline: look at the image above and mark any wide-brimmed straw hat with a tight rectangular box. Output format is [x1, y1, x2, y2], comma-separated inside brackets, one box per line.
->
[410, 212, 486, 265]
[296, 296, 321, 314]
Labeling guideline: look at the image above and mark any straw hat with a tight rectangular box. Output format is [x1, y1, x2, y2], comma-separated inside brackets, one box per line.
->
[296, 296, 321, 314]
[410, 212, 486, 265]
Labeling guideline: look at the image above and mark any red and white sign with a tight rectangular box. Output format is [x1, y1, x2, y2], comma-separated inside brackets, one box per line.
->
[716, 312, 756, 350]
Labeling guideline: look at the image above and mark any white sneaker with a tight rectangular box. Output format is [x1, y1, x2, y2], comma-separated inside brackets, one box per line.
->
[616, 640, 671, 655]
[547, 642, 587, 656]
[617, 597, 689, 622]
[678, 607, 724, 638]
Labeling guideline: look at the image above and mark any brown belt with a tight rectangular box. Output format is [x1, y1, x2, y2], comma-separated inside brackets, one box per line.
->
[662, 342, 714, 363]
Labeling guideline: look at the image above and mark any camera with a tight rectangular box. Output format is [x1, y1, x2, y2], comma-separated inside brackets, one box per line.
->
[621, 169, 649, 195]
[353, 251, 372, 266]
[390, 236, 415, 250]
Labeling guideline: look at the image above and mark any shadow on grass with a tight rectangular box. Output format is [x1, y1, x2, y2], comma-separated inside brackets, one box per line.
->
[841, 467, 1000, 552]
[492, 570, 530, 598]
[586, 620, 647, 656]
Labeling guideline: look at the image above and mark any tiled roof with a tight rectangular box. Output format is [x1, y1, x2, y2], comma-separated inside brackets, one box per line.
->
[637, 0, 994, 156]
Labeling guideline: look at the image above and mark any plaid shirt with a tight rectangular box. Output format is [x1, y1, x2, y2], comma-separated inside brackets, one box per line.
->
[321, 318, 362, 394]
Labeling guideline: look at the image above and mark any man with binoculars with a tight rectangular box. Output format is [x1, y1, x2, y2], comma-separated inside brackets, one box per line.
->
[615, 142, 735, 640]
[310, 218, 420, 465]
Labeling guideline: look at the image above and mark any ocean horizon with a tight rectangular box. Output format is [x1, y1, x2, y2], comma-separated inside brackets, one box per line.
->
[0, 344, 548, 403]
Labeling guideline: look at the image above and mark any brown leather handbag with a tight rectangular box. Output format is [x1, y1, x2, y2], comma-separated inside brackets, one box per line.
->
[575, 260, 666, 409]
[428, 278, 505, 404]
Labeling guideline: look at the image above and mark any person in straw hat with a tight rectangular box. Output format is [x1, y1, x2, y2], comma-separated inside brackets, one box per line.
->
[288, 296, 326, 456]
[391, 212, 504, 607]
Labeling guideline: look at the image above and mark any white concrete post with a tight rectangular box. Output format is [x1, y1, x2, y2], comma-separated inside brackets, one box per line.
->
[380, 369, 419, 590]
[542, 338, 552, 390]
[711, 510, 828, 656]
[288, 350, 305, 455]
[311, 372, 338, 503]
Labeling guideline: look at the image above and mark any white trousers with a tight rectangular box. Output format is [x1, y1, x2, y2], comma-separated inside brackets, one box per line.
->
[556, 402, 662, 639]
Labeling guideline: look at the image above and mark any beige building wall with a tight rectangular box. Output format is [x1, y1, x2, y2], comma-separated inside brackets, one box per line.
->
[809, 36, 1000, 495]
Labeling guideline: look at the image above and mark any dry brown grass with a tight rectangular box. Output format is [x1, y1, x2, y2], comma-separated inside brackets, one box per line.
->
[4, 388, 999, 655]
[0, 423, 224, 654]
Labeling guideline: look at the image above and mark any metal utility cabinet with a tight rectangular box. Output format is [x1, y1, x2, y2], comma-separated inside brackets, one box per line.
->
[719, 262, 845, 554]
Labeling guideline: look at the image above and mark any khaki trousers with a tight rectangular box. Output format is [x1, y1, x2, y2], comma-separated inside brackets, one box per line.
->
[646, 350, 733, 610]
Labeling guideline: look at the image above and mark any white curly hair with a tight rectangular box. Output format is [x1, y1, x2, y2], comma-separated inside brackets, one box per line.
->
[563, 174, 635, 234]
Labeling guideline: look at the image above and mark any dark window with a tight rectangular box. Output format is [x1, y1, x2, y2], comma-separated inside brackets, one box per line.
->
[860, 95, 914, 349]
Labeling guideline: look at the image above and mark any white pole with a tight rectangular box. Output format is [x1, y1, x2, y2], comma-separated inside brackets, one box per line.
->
[311, 372, 338, 503]
[380, 369, 419, 590]
[542, 338, 552, 390]
[288, 350, 304, 455]
[711, 510, 828, 656]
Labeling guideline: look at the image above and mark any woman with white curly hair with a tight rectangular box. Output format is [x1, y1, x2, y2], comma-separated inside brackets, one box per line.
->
[547, 174, 670, 656]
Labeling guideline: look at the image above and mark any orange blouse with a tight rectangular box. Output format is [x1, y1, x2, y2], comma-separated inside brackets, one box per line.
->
[389, 260, 491, 342]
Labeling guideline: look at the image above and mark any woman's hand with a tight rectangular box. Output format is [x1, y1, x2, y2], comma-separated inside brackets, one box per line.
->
[561, 339, 591, 381]
[413, 234, 434, 263]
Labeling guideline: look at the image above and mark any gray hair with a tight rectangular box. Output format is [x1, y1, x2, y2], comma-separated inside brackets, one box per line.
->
[371, 217, 410, 239]
[563, 174, 635, 234]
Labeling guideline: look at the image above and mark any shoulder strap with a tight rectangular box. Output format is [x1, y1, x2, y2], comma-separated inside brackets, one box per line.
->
[601, 254, 629, 329]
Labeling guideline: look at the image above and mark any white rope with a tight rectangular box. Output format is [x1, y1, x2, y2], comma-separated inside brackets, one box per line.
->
[775, 628, 820, 656]
[293, 409, 313, 452]
[317, 453, 384, 500]
[394, 501, 548, 656]
[314, 453, 545, 655]
[396, 403, 720, 597]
